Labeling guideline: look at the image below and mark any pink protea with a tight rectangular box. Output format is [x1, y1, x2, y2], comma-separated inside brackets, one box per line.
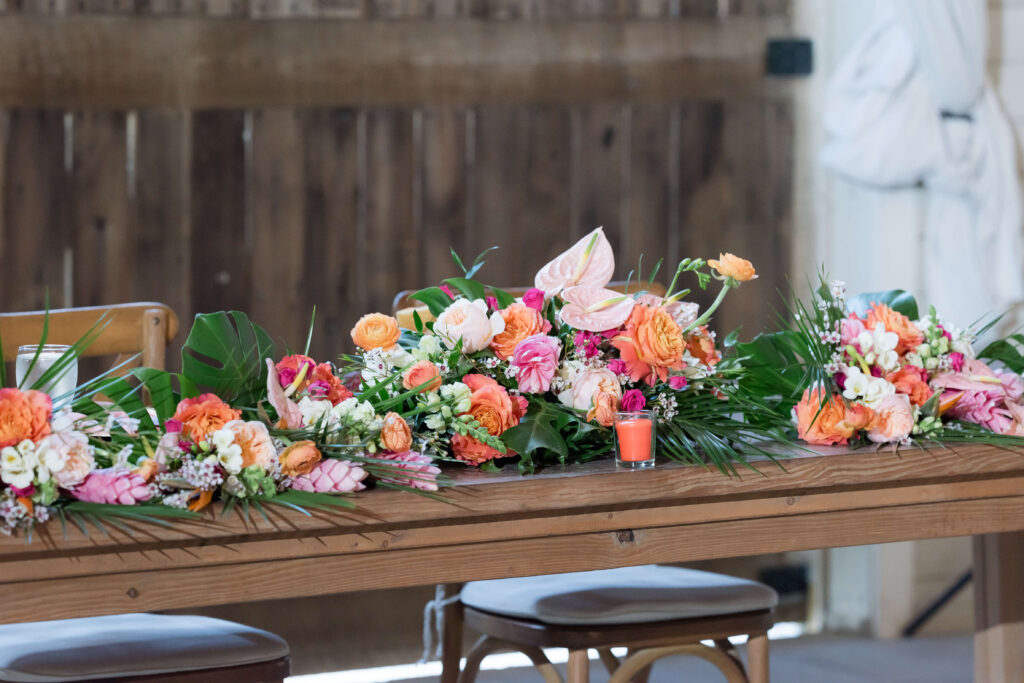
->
[72, 468, 152, 505]
[290, 459, 367, 493]
[376, 451, 441, 492]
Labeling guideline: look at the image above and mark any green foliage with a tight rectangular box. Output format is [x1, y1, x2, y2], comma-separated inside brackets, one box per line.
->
[501, 402, 568, 462]
[978, 334, 1024, 375]
[443, 277, 487, 302]
[181, 311, 276, 407]
[847, 289, 919, 320]
[410, 287, 453, 316]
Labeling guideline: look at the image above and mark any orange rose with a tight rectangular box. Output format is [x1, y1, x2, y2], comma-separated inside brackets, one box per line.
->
[225, 420, 275, 469]
[587, 390, 619, 427]
[611, 305, 685, 385]
[866, 304, 924, 354]
[490, 303, 549, 359]
[794, 388, 855, 446]
[0, 388, 52, 447]
[867, 395, 915, 444]
[451, 374, 524, 465]
[172, 393, 242, 443]
[886, 365, 933, 407]
[708, 253, 757, 282]
[309, 363, 352, 405]
[381, 412, 413, 452]
[685, 326, 722, 367]
[402, 360, 443, 393]
[839, 403, 876, 432]
[279, 440, 322, 477]
[351, 313, 401, 351]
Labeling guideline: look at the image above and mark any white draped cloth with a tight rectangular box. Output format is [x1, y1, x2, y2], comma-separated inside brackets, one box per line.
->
[822, 0, 1023, 328]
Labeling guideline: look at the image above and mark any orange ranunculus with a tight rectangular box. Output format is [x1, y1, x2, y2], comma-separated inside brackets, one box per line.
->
[587, 390, 619, 427]
[866, 304, 924, 354]
[708, 253, 757, 282]
[886, 365, 933, 407]
[224, 420, 275, 469]
[351, 313, 401, 351]
[451, 374, 524, 465]
[0, 388, 52, 447]
[279, 440, 322, 477]
[794, 388, 855, 446]
[381, 412, 413, 453]
[838, 402, 876, 432]
[402, 360, 443, 393]
[309, 363, 352, 405]
[685, 326, 722, 367]
[172, 393, 242, 443]
[275, 354, 316, 392]
[490, 303, 550, 360]
[611, 305, 686, 386]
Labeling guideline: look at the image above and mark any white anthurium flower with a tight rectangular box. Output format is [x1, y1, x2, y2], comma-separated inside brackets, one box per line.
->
[217, 443, 243, 475]
[1, 467, 34, 489]
[211, 428, 235, 453]
[1, 447, 24, 473]
[842, 366, 870, 401]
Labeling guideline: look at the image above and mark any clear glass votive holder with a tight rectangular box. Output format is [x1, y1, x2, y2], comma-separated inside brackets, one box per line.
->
[16, 344, 77, 400]
[613, 410, 656, 469]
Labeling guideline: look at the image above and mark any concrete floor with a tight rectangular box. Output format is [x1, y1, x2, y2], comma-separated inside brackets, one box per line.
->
[403, 634, 972, 683]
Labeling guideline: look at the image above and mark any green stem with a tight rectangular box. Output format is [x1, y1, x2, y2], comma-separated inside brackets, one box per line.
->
[663, 262, 686, 301]
[681, 282, 731, 334]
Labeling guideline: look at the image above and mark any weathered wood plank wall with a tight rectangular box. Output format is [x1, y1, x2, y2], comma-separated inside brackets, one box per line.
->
[0, 0, 792, 372]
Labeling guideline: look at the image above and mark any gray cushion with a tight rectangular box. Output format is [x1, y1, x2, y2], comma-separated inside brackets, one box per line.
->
[0, 613, 289, 682]
[461, 566, 778, 626]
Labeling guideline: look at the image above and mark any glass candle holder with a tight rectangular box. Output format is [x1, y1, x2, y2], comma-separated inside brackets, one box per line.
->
[613, 410, 656, 469]
[16, 345, 77, 402]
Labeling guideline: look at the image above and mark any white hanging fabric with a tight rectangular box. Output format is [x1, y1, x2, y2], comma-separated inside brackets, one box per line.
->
[822, 0, 1023, 327]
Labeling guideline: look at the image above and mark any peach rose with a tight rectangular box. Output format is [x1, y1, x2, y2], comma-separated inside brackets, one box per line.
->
[708, 253, 757, 282]
[351, 313, 401, 351]
[563, 366, 621, 412]
[402, 360, 443, 393]
[490, 303, 551, 359]
[867, 394, 915, 444]
[866, 304, 924, 354]
[308, 363, 352, 405]
[35, 430, 94, 488]
[381, 412, 413, 452]
[886, 365, 933, 407]
[172, 393, 241, 443]
[224, 420, 275, 469]
[451, 374, 524, 465]
[611, 305, 685, 385]
[794, 388, 855, 446]
[279, 440, 322, 477]
[433, 299, 505, 354]
[0, 388, 52, 447]
[587, 390, 619, 427]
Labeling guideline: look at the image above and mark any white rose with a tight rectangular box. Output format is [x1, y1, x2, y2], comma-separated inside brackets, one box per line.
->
[418, 334, 442, 356]
[433, 299, 505, 353]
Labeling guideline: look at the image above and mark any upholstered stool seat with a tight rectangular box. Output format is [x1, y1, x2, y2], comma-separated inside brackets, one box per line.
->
[0, 613, 290, 683]
[456, 566, 777, 683]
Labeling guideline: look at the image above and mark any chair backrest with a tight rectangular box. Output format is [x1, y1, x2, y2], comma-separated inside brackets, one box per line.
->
[392, 280, 667, 316]
[0, 302, 179, 371]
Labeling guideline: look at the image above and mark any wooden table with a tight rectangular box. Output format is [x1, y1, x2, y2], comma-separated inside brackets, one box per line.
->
[1, 444, 1023, 682]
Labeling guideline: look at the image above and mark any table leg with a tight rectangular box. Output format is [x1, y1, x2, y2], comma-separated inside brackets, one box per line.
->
[440, 583, 465, 683]
[973, 533, 1024, 682]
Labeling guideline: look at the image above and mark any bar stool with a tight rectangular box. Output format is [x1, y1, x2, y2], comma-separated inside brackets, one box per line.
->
[0, 613, 290, 682]
[457, 566, 776, 683]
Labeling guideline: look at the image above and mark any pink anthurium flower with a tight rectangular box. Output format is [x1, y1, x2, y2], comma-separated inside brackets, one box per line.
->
[559, 285, 635, 332]
[534, 227, 615, 297]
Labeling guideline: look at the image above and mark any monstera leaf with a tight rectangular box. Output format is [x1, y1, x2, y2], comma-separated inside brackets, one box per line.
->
[847, 289, 919, 320]
[181, 311, 276, 406]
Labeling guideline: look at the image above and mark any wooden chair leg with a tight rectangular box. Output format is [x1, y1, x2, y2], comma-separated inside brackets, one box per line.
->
[458, 635, 562, 683]
[625, 647, 651, 683]
[596, 648, 620, 675]
[439, 583, 464, 683]
[746, 632, 770, 683]
[609, 644, 747, 683]
[567, 649, 590, 683]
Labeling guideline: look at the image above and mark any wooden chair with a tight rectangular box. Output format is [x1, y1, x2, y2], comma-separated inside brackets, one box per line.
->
[0, 302, 179, 371]
[392, 280, 667, 329]
[0, 613, 290, 682]
[455, 567, 776, 683]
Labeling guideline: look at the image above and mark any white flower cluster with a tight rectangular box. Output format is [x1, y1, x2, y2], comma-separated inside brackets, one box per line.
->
[0, 490, 49, 535]
[298, 396, 381, 433]
[420, 382, 472, 432]
[853, 324, 900, 372]
[841, 366, 894, 408]
[0, 436, 90, 491]
[362, 346, 415, 385]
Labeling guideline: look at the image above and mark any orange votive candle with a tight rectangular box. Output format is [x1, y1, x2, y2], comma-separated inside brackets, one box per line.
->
[615, 418, 653, 462]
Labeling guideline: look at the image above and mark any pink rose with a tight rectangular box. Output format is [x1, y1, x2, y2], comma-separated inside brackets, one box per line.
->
[511, 335, 561, 394]
[562, 366, 621, 411]
[621, 389, 646, 411]
[867, 394, 915, 443]
[668, 376, 688, 390]
[433, 299, 506, 353]
[522, 288, 545, 311]
[840, 314, 867, 348]
[35, 431, 95, 489]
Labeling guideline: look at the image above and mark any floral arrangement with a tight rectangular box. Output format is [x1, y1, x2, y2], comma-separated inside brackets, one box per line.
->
[739, 277, 1024, 446]
[342, 228, 786, 474]
[0, 311, 440, 539]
